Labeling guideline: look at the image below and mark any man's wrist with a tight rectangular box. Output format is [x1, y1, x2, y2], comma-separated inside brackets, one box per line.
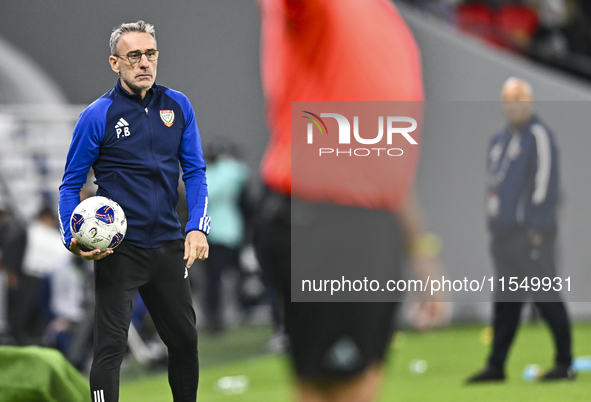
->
[185, 221, 210, 236]
[186, 229, 207, 236]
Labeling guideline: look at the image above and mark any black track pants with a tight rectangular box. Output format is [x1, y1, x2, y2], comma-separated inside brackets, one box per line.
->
[488, 227, 572, 369]
[90, 239, 198, 402]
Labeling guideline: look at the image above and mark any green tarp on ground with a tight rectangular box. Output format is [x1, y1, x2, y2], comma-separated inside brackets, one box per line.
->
[0, 346, 89, 402]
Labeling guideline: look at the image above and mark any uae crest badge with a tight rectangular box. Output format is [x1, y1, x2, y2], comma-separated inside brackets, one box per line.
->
[160, 110, 175, 127]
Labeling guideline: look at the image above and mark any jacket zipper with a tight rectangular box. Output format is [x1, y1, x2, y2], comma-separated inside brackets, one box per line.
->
[145, 104, 159, 247]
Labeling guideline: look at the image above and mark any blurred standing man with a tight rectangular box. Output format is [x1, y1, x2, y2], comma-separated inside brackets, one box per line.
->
[14, 208, 71, 346]
[0, 206, 27, 343]
[467, 78, 574, 383]
[59, 21, 210, 402]
[257, 1, 448, 401]
[202, 138, 249, 334]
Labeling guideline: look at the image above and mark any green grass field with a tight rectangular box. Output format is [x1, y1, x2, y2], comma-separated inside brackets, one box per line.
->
[120, 322, 591, 401]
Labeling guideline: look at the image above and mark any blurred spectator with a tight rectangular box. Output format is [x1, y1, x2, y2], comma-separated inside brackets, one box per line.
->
[42, 253, 87, 369]
[407, 0, 591, 80]
[560, 1, 591, 58]
[0, 207, 27, 288]
[455, 0, 539, 52]
[0, 206, 27, 343]
[0, 207, 26, 343]
[529, 0, 570, 59]
[11, 207, 70, 345]
[455, 1, 498, 46]
[495, 3, 539, 51]
[202, 138, 249, 334]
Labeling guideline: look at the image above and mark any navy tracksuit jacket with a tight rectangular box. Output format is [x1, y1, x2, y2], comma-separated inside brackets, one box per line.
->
[486, 114, 559, 235]
[59, 80, 210, 248]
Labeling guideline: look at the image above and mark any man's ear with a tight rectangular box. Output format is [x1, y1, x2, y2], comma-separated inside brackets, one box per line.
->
[109, 56, 120, 74]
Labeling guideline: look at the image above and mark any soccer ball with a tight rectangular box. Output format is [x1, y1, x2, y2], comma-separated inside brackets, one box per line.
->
[70, 196, 127, 251]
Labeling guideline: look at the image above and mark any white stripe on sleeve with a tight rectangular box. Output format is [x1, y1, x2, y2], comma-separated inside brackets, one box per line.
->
[198, 196, 209, 232]
[58, 206, 66, 244]
[531, 123, 552, 205]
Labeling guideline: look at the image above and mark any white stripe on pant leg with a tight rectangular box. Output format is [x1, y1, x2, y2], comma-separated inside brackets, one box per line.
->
[93, 391, 97, 402]
[93, 389, 105, 402]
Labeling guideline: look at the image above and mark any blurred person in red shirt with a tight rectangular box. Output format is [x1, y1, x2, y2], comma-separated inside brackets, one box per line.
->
[256, 1, 448, 401]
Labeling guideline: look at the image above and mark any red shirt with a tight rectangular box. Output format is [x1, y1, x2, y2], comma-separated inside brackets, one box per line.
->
[260, 0, 424, 211]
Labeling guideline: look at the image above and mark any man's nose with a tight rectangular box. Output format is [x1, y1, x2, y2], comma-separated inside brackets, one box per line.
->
[138, 54, 150, 67]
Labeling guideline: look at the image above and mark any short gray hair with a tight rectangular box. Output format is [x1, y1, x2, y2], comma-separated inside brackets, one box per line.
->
[110, 20, 156, 55]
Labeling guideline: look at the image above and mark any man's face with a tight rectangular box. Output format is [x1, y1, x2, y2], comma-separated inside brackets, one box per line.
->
[501, 84, 533, 126]
[109, 32, 158, 96]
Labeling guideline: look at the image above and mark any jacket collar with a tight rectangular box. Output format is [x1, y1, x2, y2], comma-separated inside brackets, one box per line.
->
[115, 79, 156, 104]
[505, 114, 537, 136]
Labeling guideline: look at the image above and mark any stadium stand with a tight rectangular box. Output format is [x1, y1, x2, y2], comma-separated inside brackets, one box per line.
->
[403, 0, 591, 82]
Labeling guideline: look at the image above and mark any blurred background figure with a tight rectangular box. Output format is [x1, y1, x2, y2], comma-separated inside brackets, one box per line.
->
[201, 138, 284, 341]
[41, 247, 87, 370]
[12, 207, 70, 346]
[257, 1, 448, 401]
[529, 0, 570, 60]
[202, 137, 250, 334]
[467, 78, 574, 383]
[0, 205, 27, 344]
[403, 0, 591, 79]
[7, 205, 89, 369]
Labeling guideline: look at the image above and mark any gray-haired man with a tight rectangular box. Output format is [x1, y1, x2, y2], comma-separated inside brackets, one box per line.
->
[59, 21, 209, 401]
